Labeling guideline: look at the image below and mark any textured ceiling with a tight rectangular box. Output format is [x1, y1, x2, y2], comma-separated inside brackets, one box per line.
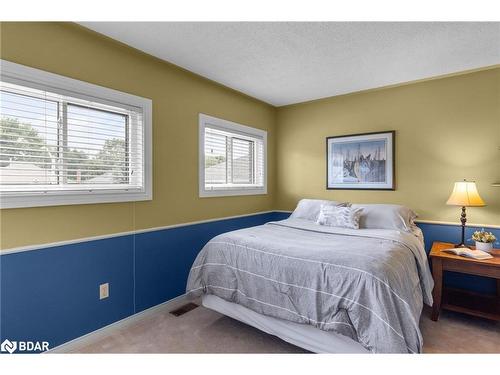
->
[80, 22, 500, 106]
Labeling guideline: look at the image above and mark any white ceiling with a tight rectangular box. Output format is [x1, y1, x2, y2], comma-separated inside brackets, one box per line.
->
[80, 22, 500, 106]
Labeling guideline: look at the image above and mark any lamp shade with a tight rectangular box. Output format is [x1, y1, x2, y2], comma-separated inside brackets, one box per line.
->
[446, 181, 486, 207]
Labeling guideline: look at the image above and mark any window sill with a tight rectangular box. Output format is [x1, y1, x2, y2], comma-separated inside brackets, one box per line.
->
[199, 187, 267, 198]
[0, 190, 152, 209]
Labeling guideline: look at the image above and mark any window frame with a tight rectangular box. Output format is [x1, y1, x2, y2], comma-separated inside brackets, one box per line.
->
[0, 59, 152, 209]
[199, 113, 267, 198]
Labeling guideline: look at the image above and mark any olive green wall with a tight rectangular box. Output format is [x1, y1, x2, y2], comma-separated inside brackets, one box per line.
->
[1, 22, 498, 250]
[276, 67, 500, 226]
[0, 22, 277, 249]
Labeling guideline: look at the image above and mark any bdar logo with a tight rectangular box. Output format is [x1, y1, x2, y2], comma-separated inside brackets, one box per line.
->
[0, 339, 48, 353]
[1, 339, 17, 354]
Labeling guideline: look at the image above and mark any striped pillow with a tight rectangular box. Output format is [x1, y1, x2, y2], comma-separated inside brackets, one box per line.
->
[290, 198, 350, 221]
[316, 205, 363, 229]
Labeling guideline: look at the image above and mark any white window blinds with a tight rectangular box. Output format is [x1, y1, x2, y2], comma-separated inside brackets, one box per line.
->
[200, 114, 266, 197]
[0, 82, 143, 191]
[0, 60, 152, 208]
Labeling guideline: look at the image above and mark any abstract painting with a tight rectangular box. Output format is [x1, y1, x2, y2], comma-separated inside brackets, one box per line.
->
[326, 131, 395, 190]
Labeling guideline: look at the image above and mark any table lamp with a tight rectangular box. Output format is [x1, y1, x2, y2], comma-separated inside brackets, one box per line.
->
[446, 180, 486, 248]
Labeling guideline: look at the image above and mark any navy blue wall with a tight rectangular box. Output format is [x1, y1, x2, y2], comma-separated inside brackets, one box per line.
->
[0, 212, 279, 353]
[134, 213, 283, 312]
[0, 236, 135, 351]
[1, 211, 498, 353]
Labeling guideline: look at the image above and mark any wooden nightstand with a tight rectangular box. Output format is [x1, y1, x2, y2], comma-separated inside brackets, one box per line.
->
[429, 241, 500, 321]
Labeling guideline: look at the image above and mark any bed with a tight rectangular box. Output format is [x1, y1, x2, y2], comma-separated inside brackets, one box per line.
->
[186, 201, 434, 353]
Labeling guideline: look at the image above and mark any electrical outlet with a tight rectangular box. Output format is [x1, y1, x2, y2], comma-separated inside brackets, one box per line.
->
[99, 283, 109, 300]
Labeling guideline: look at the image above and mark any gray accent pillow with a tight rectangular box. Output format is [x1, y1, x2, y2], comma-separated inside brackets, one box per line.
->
[350, 203, 418, 232]
[316, 205, 363, 229]
[290, 198, 349, 221]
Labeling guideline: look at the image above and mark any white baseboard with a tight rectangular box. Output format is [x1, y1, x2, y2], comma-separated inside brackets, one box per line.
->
[47, 293, 190, 353]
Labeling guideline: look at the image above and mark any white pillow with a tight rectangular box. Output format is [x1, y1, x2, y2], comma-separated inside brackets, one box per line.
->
[350, 203, 417, 232]
[290, 199, 349, 221]
[316, 205, 363, 229]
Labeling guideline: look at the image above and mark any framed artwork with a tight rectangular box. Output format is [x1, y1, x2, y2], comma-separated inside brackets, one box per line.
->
[326, 130, 395, 190]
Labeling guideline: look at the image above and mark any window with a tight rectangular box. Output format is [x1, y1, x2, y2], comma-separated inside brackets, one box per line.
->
[0, 60, 152, 208]
[199, 114, 266, 197]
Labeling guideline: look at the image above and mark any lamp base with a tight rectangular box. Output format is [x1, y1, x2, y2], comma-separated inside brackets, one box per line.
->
[454, 243, 470, 249]
[455, 206, 469, 249]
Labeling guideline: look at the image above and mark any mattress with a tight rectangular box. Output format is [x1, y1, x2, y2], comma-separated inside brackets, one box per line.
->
[202, 294, 368, 353]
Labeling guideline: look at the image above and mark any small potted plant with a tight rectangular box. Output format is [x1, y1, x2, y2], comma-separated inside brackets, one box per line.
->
[471, 230, 496, 253]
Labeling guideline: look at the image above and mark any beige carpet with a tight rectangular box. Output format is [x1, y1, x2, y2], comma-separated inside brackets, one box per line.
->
[58, 301, 500, 354]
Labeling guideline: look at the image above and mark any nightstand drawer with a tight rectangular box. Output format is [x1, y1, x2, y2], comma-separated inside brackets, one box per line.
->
[441, 258, 500, 278]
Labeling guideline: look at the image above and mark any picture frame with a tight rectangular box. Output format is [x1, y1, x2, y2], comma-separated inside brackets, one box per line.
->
[326, 130, 395, 190]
